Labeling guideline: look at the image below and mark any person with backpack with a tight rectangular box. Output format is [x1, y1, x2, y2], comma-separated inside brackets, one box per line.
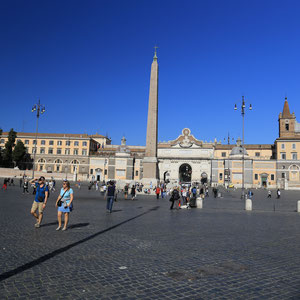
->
[105, 180, 115, 213]
[29, 176, 49, 228]
[170, 187, 181, 209]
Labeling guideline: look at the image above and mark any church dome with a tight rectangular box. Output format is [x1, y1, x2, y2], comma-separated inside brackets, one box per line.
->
[230, 146, 248, 156]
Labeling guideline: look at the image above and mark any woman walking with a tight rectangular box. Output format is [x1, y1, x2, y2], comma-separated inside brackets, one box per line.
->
[170, 187, 180, 210]
[131, 185, 136, 200]
[55, 180, 73, 231]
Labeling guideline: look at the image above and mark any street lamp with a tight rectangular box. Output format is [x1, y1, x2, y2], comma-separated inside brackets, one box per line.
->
[31, 99, 45, 179]
[234, 96, 252, 200]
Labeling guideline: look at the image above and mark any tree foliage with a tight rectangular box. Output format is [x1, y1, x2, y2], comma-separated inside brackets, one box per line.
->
[12, 140, 27, 168]
[2, 129, 17, 167]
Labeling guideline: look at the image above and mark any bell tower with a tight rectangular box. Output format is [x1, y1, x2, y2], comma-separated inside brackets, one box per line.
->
[278, 97, 296, 138]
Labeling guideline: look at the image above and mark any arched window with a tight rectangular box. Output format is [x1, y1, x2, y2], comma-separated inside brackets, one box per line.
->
[54, 159, 63, 172]
[37, 158, 46, 171]
[71, 160, 80, 173]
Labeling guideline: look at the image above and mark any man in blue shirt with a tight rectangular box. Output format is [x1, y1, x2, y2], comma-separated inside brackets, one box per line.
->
[29, 176, 49, 228]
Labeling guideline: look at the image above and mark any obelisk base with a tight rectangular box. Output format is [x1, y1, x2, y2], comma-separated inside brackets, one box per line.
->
[142, 157, 158, 188]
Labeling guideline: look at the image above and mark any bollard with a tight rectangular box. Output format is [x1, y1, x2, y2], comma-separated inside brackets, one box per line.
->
[196, 197, 203, 209]
[297, 200, 300, 213]
[245, 198, 252, 211]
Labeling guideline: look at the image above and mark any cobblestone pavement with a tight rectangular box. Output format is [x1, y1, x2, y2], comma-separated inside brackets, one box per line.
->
[1, 184, 300, 299]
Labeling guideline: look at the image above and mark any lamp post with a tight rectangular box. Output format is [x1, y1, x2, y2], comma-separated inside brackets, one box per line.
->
[234, 96, 252, 200]
[31, 99, 45, 179]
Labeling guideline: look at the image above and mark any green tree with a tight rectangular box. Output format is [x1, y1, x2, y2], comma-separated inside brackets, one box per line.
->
[12, 140, 26, 168]
[2, 128, 16, 167]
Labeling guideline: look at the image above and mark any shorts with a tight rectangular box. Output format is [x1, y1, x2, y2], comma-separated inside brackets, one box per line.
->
[31, 201, 44, 214]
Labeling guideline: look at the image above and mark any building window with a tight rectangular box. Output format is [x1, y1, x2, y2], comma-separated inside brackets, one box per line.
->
[90, 169, 93, 174]
[41, 140, 45, 145]
[33, 140, 37, 145]
[57, 148, 62, 155]
[281, 143, 285, 149]
[292, 153, 297, 160]
[0, 139, 4, 144]
[82, 149, 87, 155]
[66, 140, 71, 146]
[104, 169, 107, 175]
[48, 148, 53, 154]
[255, 152, 260, 157]
[221, 152, 226, 157]
[282, 173, 285, 178]
[49, 140, 54, 145]
[285, 123, 289, 131]
[254, 174, 258, 180]
[65, 148, 70, 155]
[219, 173, 223, 180]
[74, 141, 79, 146]
[292, 143, 296, 149]
[271, 174, 275, 180]
[136, 170, 139, 176]
[57, 141, 62, 146]
[82, 141, 87, 147]
[40, 148, 45, 154]
[74, 149, 78, 155]
[32, 148, 36, 154]
[281, 153, 286, 160]
[25, 140, 29, 144]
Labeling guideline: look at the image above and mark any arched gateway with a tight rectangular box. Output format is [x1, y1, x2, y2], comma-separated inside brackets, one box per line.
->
[179, 164, 192, 183]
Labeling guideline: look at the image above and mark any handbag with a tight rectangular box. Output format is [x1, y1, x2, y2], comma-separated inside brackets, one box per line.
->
[57, 190, 67, 207]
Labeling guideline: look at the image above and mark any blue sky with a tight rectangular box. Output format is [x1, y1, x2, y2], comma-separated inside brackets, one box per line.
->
[1, 0, 300, 146]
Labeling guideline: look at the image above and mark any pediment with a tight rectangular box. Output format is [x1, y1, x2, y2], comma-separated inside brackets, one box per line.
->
[169, 128, 203, 148]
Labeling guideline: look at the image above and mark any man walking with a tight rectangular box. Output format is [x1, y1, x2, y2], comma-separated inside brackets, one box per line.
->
[106, 180, 115, 213]
[29, 176, 49, 228]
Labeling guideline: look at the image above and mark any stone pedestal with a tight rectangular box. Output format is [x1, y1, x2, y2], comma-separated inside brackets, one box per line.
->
[245, 198, 252, 211]
[196, 197, 203, 209]
[297, 200, 300, 212]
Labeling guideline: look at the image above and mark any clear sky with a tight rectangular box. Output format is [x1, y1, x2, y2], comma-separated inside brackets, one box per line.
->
[1, 0, 300, 146]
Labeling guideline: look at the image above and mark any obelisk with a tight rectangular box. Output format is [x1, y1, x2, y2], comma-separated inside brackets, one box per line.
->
[143, 48, 159, 186]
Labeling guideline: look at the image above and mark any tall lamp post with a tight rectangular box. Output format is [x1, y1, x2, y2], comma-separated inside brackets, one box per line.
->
[31, 99, 45, 179]
[234, 96, 252, 200]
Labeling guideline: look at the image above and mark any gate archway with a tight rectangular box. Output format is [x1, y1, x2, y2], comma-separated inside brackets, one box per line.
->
[179, 164, 192, 183]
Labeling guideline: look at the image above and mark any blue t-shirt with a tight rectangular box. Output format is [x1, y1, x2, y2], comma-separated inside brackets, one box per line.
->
[35, 183, 49, 202]
[60, 188, 73, 204]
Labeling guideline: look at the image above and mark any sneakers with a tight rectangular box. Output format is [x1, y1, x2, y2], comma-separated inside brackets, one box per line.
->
[62, 227, 67, 231]
[56, 227, 61, 231]
[35, 223, 40, 228]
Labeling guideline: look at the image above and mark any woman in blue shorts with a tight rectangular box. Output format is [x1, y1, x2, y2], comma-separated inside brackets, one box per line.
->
[55, 180, 73, 231]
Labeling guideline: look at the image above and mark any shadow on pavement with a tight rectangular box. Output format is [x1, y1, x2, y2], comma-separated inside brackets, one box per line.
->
[0, 206, 160, 282]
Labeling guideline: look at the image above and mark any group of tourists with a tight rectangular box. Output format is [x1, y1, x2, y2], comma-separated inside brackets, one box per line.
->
[30, 176, 73, 231]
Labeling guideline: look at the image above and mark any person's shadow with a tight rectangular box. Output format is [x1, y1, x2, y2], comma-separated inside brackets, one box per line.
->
[41, 222, 89, 229]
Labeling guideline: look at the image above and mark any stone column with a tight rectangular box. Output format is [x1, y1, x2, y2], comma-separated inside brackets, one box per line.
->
[143, 51, 159, 186]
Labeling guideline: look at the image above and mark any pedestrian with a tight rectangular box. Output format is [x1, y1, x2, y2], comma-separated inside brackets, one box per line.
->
[105, 180, 115, 213]
[181, 188, 187, 205]
[2, 178, 8, 190]
[55, 180, 74, 231]
[200, 186, 205, 199]
[29, 176, 49, 228]
[247, 189, 253, 199]
[131, 185, 136, 200]
[155, 186, 160, 199]
[161, 186, 164, 198]
[213, 186, 218, 198]
[124, 184, 129, 199]
[23, 179, 29, 194]
[170, 187, 180, 210]
[267, 190, 271, 198]
[277, 189, 281, 199]
[19, 177, 23, 188]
